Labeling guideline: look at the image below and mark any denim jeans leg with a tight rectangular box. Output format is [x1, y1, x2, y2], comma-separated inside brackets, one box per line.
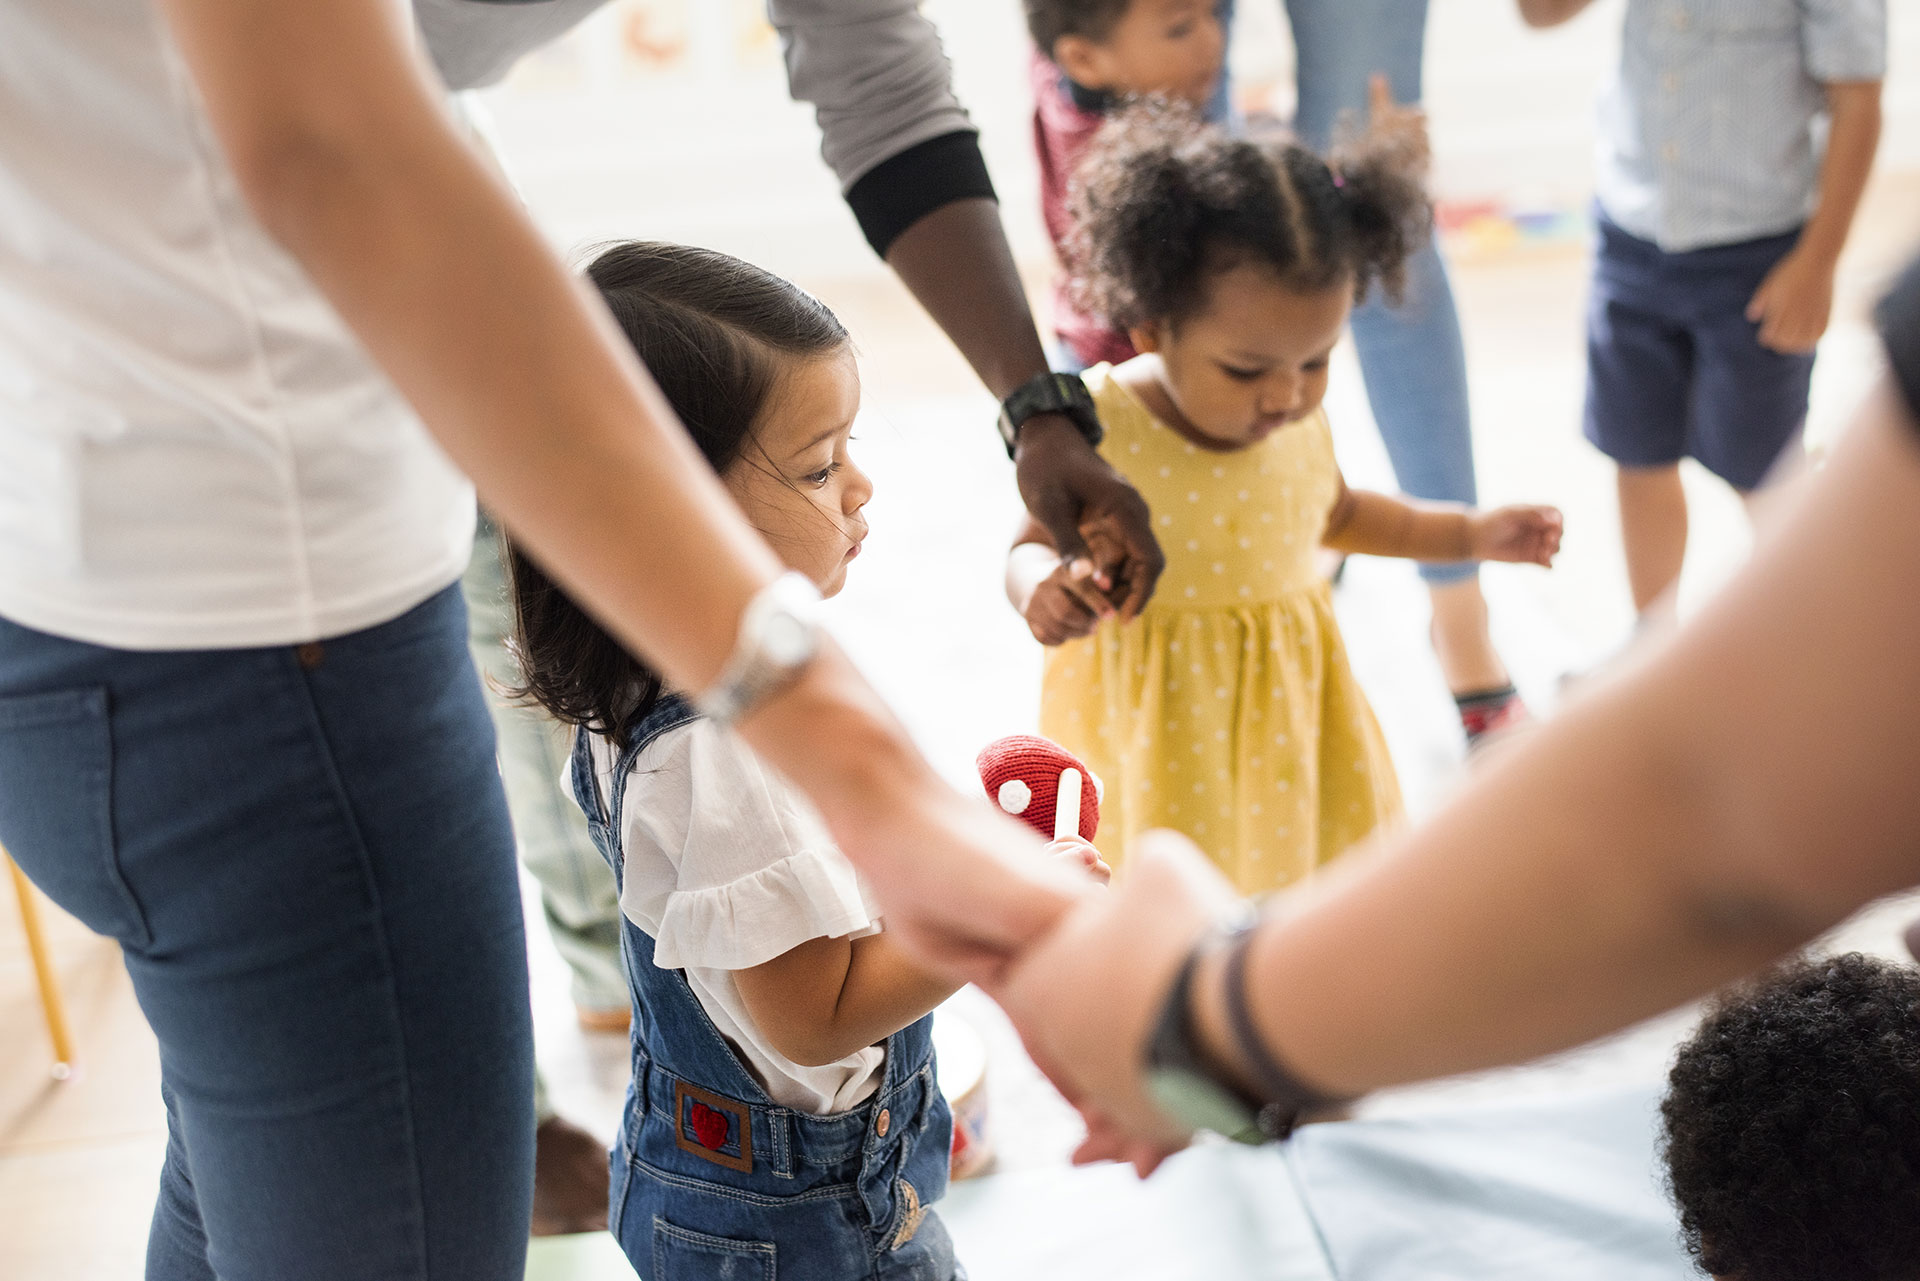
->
[146, 1083, 212, 1281]
[0, 586, 534, 1281]
[1283, 0, 1482, 584]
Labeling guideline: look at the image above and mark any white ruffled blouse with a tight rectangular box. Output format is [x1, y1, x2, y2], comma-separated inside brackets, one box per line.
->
[587, 720, 886, 1114]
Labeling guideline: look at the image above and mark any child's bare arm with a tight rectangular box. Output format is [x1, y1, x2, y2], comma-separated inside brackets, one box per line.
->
[1516, 0, 1597, 28]
[739, 838, 1111, 1067]
[736, 933, 963, 1069]
[1324, 477, 1563, 567]
[1747, 80, 1883, 354]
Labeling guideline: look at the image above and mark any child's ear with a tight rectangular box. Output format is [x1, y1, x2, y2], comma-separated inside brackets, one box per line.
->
[1127, 323, 1162, 355]
[1052, 35, 1112, 93]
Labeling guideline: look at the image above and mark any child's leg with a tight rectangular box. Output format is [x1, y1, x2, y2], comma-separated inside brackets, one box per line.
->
[1283, 0, 1516, 711]
[1584, 219, 1695, 624]
[1428, 578, 1508, 694]
[1616, 462, 1689, 616]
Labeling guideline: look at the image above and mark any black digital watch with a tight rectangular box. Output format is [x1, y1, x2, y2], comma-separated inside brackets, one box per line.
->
[997, 371, 1103, 458]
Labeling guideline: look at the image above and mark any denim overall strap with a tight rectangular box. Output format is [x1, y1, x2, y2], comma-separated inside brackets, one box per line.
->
[568, 695, 777, 1101]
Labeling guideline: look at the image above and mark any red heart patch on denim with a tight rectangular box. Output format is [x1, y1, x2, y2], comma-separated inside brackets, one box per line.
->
[688, 1100, 729, 1150]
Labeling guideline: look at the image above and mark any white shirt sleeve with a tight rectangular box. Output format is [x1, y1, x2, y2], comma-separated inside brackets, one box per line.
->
[619, 720, 882, 973]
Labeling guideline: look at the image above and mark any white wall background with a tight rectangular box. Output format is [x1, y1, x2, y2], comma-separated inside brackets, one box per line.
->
[474, 0, 1920, 286]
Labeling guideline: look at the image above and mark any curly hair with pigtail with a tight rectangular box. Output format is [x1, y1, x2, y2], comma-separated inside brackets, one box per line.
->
[1067, 99, 1431, 333]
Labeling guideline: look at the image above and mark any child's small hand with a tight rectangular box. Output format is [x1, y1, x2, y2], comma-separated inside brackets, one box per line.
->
[1026, 557, 1117, 646]
[1045, 836, 1112, 885]
[1365, 72, 1430, 175]
[1469, 505, 1563, 567]
[1746, 247, 1836, 354]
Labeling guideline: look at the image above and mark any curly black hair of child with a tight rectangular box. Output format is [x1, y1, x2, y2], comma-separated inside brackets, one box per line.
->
[1065, 100, 1431, 334]
[1660, 952, 1920, 1281]
[1024, 0, 1133, 58]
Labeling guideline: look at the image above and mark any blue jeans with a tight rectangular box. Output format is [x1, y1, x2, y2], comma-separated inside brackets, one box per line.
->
[0, 584, 534, 1281]
[1258, 0, 1483, 583]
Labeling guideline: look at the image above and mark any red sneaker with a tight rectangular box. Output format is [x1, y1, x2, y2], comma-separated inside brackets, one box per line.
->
[1455, 685, 1528, 748]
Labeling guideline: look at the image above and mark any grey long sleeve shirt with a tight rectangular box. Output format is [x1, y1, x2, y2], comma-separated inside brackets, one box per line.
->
[412, 0, 995, 253]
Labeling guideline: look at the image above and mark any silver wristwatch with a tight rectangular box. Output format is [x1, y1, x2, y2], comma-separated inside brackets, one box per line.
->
[693, 572, 824, 727]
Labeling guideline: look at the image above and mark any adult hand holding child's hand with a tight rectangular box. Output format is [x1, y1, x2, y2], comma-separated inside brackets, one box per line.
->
[1023, 556, 1117, 645]
[989, 831, 1243, 1176]
[1016, 417, 1165, 623]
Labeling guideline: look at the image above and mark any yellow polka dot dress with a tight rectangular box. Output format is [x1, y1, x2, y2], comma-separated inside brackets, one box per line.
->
[1041, 364, 1402, 896]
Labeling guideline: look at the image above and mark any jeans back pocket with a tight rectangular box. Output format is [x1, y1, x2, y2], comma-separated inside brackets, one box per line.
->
[651, 1217, 776, 1281]
[0, 686, 148, 948]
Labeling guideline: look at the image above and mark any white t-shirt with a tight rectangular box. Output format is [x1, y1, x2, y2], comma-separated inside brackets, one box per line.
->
[0, 1, 474, 650]
[588, 720, 889, 1115]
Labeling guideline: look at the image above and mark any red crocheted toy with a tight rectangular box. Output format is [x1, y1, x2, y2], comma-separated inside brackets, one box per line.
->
[976, 734, 1100, 842]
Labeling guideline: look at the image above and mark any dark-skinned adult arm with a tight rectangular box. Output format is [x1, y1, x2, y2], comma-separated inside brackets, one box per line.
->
[158, 0, 1080, 982]
[771, 0, 1164, 618]
[882, 199, 1163, 618]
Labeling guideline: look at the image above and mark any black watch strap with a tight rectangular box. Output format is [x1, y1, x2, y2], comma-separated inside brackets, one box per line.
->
[1220, 926, 1349, 1132]
[998, 371, 1102, 458]
[1148, 929, 1299, 1143]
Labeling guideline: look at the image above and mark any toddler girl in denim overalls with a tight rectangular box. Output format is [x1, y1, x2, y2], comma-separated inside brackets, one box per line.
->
[505, 240, 1104, 1279]
[568, 686, 956, 1279]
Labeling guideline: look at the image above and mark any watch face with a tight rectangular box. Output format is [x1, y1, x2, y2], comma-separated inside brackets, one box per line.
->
[1145, 1068, 1261, 1142]
[763, 612, 812, 667]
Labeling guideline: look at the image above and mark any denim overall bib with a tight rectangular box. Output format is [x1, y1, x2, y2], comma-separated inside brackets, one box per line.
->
[570, 695, 957, 1281]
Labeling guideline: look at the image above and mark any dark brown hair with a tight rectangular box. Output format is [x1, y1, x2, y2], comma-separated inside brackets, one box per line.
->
[503, 241, 849, 744]
[1067, 100, 1431, 331]
[1025, 0, 1134, 56]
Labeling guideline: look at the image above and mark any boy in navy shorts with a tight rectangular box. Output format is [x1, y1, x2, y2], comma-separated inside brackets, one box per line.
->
[1520, 0, 1883, 620]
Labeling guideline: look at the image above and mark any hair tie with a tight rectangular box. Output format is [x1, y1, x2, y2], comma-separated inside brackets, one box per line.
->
[1332, 173, 1346, 189]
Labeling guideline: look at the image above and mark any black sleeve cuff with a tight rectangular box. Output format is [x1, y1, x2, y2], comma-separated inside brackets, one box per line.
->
[1876, 253, 1920, 433]
[845, 130, 997, 259]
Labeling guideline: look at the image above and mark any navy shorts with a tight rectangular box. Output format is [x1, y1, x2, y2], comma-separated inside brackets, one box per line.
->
[1583, 214, 1815, 491]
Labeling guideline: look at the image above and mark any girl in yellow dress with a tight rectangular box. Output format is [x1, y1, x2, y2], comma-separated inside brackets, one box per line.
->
[1007, 103, 1564, 895]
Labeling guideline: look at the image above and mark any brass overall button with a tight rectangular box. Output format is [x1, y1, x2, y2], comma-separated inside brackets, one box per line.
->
[875, 1108, 891, 1138]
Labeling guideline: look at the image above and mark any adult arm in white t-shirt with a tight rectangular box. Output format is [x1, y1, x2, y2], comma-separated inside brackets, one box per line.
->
[153, 0, 1078, 980]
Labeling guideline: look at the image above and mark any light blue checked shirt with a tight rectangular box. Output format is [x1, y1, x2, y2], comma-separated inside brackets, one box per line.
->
[1595, 0, 1885, 253]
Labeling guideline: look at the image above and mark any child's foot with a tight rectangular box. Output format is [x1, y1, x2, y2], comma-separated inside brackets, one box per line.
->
[531, 1115, 611, 1236]
[1454, 684, 1527, 749]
